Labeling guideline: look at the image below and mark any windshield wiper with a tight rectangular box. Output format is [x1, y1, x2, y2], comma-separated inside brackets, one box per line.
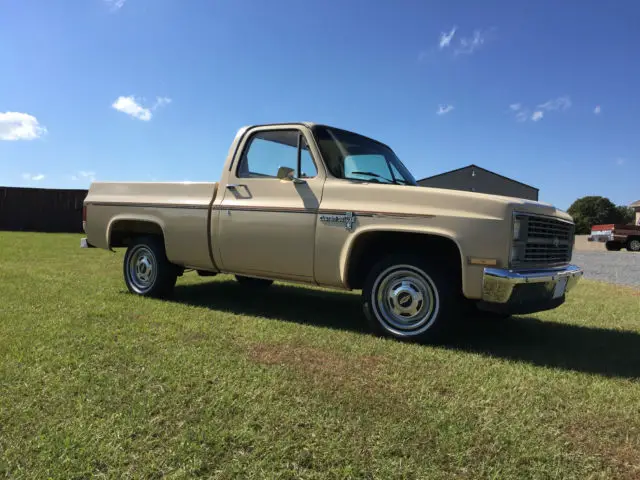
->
[350, 171, 397, 184]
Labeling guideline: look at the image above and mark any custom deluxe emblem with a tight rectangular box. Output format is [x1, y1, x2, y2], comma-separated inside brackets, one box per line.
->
[320, 211, 356, 231]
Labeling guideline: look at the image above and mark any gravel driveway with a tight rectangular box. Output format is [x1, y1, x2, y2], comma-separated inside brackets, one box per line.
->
[572, 251, 640, 288]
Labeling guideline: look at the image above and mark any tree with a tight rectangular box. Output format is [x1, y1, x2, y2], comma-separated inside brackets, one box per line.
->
[567, 196, 633, 234]
[616, 206, 636, 225]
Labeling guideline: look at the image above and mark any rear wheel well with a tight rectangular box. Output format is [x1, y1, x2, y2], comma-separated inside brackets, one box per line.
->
[346, 231, 462, 290]
[109, 220, 164, 248]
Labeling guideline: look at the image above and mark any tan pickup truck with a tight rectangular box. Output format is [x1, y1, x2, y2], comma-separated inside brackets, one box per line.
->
[82, 122, 583, 342]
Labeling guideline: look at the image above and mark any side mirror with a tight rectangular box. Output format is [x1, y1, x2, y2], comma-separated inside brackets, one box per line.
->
[277, 166, 306, 184]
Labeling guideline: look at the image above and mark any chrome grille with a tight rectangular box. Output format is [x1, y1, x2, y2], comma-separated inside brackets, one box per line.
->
[523, 242, 571, 263]
[528, 217, 573, 241]
[514, 214, 574, 266]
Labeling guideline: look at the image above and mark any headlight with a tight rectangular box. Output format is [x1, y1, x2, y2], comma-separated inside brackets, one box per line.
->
[513, 218, 522, 240]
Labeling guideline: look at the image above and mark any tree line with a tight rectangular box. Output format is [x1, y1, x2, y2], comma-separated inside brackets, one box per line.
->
[567, 196, 636, 234]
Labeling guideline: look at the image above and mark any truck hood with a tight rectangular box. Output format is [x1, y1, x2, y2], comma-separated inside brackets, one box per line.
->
[412, 186, 573, 222]
[321, 180, 573, 224]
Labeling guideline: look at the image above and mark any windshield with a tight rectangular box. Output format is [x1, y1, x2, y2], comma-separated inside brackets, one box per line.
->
[311, 126, 418, 186]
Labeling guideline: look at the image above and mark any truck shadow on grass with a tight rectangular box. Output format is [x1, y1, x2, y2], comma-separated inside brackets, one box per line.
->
[171, 281, 640, 380]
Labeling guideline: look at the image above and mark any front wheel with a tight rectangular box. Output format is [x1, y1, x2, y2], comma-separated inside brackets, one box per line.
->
[362, 254, 462, 343]
[605, 241, 623, 251]
[123, 236, 178, 298]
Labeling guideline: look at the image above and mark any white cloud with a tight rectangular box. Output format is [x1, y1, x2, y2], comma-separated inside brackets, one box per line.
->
[154, 96, 172, 108]
[436, 104, 454, 115]
[111, 95, 171, 121]
[105, 0, 126, 11]
[616, 158, 626, 166]
[531, 111, 544, 122]
[537, 96, 572, 112]
[112, 96, 152, 121]
[510, 96, 571, 122]
[0, 112, 47, 141]
[439, 27, 457, 49]
[22, 173, 45, 181]
[455, 30, 486, 55]
[71, 171, 97, 183]
[594, 105, 601, 115]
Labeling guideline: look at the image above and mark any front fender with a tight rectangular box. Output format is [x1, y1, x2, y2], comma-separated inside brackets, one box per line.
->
[340, 224, 465, 285]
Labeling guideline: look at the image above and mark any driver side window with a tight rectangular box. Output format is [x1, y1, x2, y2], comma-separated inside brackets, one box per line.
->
[237, 130, 318, 179]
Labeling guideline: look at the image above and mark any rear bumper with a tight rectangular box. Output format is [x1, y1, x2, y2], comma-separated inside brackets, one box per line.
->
[478, 265, 583, 315]
[80, 237, 95, 248]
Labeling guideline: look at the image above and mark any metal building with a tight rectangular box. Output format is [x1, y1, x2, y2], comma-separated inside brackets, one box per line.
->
[417, 164, 539, 201]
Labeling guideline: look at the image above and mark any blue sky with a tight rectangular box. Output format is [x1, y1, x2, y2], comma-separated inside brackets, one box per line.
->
[1, 0, 638, 210]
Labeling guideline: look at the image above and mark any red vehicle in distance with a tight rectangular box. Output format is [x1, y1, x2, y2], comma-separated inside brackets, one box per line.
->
[588, 224, 640, 252]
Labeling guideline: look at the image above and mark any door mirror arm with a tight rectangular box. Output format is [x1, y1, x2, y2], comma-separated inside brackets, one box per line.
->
[277, 166, 307, 184]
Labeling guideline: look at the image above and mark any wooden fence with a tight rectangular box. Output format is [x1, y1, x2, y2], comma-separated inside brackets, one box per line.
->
[0, 186, 88, 233]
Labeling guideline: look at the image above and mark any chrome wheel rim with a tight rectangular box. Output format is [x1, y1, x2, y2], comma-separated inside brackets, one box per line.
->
[371, 265, 440, 336]
[630, 240, 640, 251]
[127, 245, 157, 293]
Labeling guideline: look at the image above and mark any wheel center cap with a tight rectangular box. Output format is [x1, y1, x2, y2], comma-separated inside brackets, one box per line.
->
[398, 293, 413, 307]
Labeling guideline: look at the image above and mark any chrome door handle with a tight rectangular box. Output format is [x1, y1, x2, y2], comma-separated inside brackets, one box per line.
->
[226, 184, 247, 190]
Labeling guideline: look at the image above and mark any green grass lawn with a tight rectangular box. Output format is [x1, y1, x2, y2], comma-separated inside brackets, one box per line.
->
[1, 232, 639, 479]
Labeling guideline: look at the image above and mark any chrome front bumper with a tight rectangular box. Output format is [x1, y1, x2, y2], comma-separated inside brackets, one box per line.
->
[480, 265, 583, 314]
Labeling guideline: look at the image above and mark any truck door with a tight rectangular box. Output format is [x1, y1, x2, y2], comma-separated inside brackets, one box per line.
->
[215, 126, 324, 281]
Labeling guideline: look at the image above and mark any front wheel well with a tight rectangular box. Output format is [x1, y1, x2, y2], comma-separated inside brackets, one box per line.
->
[109, 220, 164, 248]
[345, 231, 462, 290]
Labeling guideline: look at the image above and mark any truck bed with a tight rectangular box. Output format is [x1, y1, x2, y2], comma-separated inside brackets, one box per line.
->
[591, 224, 640, 233]
[84, 181, 218, 209]
[84, 181, 219, 269]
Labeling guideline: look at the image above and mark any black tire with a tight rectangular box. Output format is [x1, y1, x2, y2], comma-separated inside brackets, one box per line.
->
[123, 236, 178, 298]
[605, 241, 623, 251]
[235, 275, 274, 288]
[362, 254, 463, 343]
[626, 238, 640, 252]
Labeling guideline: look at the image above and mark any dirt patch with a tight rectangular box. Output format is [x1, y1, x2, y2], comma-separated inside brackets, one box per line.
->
[180, 331, 209, 344]
[565, 414, 640, 479]
[247, 343, 386, 394]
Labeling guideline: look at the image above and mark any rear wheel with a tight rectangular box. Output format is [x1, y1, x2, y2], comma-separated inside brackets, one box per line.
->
[362, 254, 463, 343]
[123, 236, 178, 298]
[627, 238, 640, 252]
[235, 275, 274, 288]
[606, 241, 623, 251]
